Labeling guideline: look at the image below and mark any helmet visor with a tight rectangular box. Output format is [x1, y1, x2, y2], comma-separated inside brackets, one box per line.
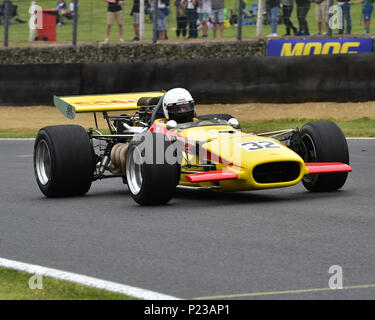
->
[167, 101, 194, 114]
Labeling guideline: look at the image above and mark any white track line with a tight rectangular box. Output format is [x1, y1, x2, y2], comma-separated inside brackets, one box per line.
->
[0, 257, 181, 300]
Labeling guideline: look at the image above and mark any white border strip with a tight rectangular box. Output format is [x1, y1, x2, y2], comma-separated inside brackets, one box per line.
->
[0, 257, 181, 300]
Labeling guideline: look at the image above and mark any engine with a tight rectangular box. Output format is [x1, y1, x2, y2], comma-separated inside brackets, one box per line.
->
[108, 143, 129, 175]
[103, 96, 163, 176]
[137, 96, 163, 125]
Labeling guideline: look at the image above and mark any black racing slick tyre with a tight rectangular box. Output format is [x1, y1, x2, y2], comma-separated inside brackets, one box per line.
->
[125, 132, 180, 205]
[34, 125, 96, 197]
[299, 121, 349, 192]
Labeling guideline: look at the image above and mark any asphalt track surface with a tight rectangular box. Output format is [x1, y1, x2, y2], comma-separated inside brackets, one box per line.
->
[0, 139, 374, 300]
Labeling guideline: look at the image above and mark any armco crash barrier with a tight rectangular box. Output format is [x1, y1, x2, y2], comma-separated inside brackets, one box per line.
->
[1, 53, 375, 105]
[81, 53, 375, 103]
[0, 64, 81, 105]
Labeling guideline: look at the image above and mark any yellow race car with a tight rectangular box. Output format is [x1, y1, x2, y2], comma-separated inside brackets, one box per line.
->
[33, 92, 352, 205]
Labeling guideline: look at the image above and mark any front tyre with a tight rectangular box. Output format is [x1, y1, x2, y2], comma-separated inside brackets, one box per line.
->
[126, 132, 180, 205]
[300, 121, 349, 192]
[34, 125, 96, 197]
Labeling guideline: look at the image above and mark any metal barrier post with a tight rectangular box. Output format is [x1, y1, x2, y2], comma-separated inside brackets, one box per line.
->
[140, 0, 145, 40]
[4, 0, 9, 47]
[72, 0, 78, 46]
[237, 0, 243, 40]
[256, 0, 263, 36]
[152, 0, 158, 43]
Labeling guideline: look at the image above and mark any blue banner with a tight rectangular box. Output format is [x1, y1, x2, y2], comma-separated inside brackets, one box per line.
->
[267, 38, 373, 56]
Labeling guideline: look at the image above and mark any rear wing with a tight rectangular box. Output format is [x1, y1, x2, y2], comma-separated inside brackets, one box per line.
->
[54, 92, 165, 119]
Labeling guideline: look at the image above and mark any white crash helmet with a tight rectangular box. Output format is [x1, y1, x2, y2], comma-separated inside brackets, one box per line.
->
[162, 88, 195, 123]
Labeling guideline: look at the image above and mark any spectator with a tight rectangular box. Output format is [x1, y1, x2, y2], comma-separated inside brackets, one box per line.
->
[157, 0, 170, 40]
[147, 0, 154, 21]
[296, 0, 311, 35]
[56, 0, 67, 26]
[186, 0, 198, 38]
[355, 0, 373, 33]
[66, 0, 80, 20]
[131, 0, 140, 41]
[281, 0, 297, 35]
[175, 0, 188, 39]
[266, 0, 281, 36]
[104, 0, 125, 43]
[149, 0, 170, 39]
[314, 0, 329, 35]
[198, 0, 211, 38]
[211, 0, 225, 38]
[338, 0, 352, 34]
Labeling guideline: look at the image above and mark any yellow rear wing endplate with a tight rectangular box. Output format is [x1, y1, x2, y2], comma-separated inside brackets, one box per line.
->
[54, 92, 164, 119]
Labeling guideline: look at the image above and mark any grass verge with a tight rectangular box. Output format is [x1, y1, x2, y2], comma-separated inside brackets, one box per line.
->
[241, 118, 375, 137]
[1, 118, 375, 138]
[0, 267, 137, 300]
[0, 131, 39, 138]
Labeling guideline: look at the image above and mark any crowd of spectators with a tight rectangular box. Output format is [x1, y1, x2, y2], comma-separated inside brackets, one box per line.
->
[103, 0, 226, 41]
[144, 0, 226, 40]
[177, 0, 226, 38]
[2, 0, 373, 43]
[99, 0, 374, 42]
[269, 0, 374, 37]
[129, 0, 374, 40]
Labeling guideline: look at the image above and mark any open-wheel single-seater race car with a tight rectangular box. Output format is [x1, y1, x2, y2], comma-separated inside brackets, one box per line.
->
[33, 91, 352, 205]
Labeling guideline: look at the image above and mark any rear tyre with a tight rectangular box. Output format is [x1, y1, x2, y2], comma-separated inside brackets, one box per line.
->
[299, 121, 349, 192]
[34, 125, 96, 197]
[126, 132, 180, 205]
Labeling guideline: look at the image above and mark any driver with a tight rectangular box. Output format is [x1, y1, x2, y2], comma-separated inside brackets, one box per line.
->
[162, 88, 195, 123]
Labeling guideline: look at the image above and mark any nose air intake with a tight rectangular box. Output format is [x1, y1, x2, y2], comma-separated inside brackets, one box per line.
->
[253, 161, 301, 184]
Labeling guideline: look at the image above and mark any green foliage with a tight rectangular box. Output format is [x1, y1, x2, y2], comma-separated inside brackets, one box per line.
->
[0, 267, 137, 300]
[241, 117, 375, 137]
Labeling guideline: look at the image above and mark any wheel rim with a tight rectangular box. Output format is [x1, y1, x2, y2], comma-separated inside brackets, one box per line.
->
[35, 139, 52, 185]
[126, 144, 143, 195]
[300, 133, 317, 183]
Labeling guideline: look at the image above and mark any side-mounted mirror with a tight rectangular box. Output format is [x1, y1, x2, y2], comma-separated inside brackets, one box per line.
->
[166, 120, 178, 131]
[228, 118, 240, 129]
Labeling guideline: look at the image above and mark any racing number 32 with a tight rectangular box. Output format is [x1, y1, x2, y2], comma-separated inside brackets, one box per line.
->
[240, 141, 282, 151]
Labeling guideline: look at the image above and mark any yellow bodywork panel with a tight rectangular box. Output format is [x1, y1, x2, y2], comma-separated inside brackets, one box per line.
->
[54, 92, 164, 119]
[154, 120, 309, 191]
